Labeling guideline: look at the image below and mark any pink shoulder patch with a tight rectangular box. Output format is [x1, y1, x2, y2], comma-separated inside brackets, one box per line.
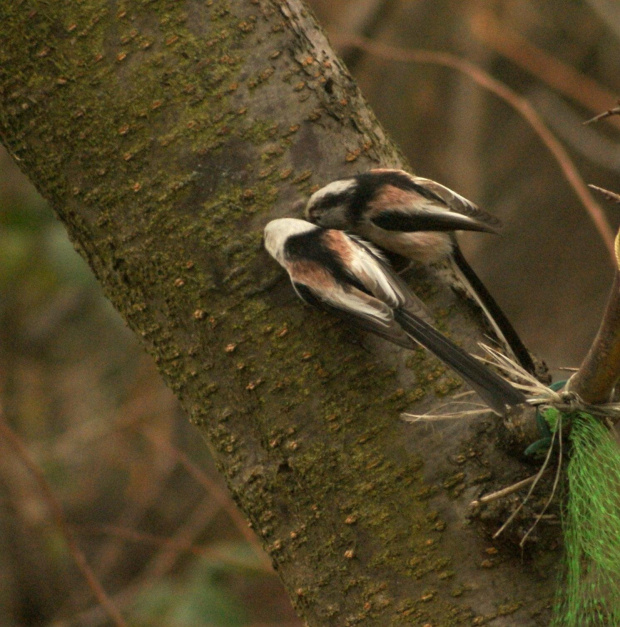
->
[323, 229, 354, 264]
[290, 259, 335, 291]
[369, 184, 417, 214]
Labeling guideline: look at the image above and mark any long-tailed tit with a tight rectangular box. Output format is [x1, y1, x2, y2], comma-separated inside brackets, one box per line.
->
[304, 168, 535, 375]
[264, 218, 525, 415]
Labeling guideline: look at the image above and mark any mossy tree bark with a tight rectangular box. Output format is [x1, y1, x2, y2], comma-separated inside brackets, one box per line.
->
[0, 1, 558, 624]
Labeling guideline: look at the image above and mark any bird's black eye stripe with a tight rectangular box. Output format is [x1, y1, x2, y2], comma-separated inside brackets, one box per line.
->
[310, 190, 353, 211]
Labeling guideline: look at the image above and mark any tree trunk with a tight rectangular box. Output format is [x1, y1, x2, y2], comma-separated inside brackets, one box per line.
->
[0, 1, 558, 624]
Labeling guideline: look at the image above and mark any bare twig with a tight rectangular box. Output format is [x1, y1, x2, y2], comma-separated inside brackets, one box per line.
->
[52, 368, 180, 620]
[89, 376, 178, 580]
[589, 184, 620, 204]
[61, 497, 278, 627]
[0, 409, 128, 627]
[332, 34, 616, 263]
[583, 102, 620, 125]
[530, 92, 620, 172]
[139, 496, 229, 581]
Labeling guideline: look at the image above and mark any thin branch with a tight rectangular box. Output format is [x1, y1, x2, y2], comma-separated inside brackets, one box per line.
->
[583, 102, 620, 125]
[0, 409, 128, 627]
[52, 370, 179, 620]
[333, 34, 616, 264]
[589, 184, 620, 204]
[531, 92, 620, 172]
[36, 372, 175, 463]
[60, 497, 278, 627]
[90, 381, 178, 578]
[139, 497, 230, 581]
[58, 497, 222, 627]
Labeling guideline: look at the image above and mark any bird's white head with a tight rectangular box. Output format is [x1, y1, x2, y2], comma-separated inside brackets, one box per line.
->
[263, 218, 317, 264]
[305, 178, 357, 229]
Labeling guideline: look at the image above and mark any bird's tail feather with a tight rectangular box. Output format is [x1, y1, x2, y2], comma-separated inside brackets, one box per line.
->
[394, 309, 525, 415]
[450, 244, 536, 376]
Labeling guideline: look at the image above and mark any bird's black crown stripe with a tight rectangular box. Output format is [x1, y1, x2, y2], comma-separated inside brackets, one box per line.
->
[310, 188, 355, 212]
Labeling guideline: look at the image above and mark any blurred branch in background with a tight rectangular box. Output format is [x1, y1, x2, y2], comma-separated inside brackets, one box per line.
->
[471, 10, 620, 175]
[336, 0, 397, 70]
[331, 34, 616, 262]
[62, 496, 261, 627]
[145, 434, 274, 572]
[583, 0, 620, 41]
[0, 408, 127, 626]
[470, 11, 620, 131]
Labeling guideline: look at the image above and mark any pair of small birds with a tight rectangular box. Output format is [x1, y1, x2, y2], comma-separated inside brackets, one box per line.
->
[264, 169, 527, 415]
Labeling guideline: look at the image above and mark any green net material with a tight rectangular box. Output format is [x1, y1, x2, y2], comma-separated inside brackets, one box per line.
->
[552, 412, 620, 626]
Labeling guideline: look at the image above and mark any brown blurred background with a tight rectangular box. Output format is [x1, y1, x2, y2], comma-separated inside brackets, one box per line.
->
[1, 1, 619, 625]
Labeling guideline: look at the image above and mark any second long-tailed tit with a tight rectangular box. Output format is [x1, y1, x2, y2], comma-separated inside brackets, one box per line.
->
[264, 218, 525, 416]
[304, 168, 536, 376]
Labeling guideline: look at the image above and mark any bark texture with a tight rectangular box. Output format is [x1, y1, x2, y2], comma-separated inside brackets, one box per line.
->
[0, 1, 558, 624]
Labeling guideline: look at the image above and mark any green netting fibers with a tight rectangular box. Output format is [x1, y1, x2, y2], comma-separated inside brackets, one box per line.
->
[551, 412, 620, 626]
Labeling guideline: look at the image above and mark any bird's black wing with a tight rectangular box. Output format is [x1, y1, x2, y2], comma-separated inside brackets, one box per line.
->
[410, 177, 502, 231]
[370, 207, 497, 234]
[366, 172, 501, 234]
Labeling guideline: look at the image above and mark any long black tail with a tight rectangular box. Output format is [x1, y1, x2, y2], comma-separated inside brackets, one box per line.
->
[451, 244, 536, 376]
[394, 308, 525, 415]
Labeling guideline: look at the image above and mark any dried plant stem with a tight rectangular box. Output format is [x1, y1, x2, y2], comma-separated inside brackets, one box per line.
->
[470, 474, 539, 507]
[589, 184, 620, 205]
[520, 415, 564, 547]
[493, 420, 560, 540]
